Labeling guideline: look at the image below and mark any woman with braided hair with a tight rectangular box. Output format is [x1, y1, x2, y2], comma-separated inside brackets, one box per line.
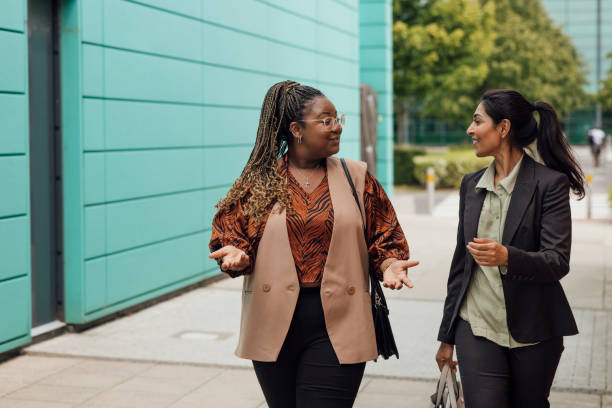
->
[435, 89, 585, 408]
[209, 80, 418, 407]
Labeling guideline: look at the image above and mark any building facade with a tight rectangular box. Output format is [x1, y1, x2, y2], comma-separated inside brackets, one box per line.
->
[543, 0, 612, 95]
[0, 0, 393, 354]
[543, 0, 612, 135]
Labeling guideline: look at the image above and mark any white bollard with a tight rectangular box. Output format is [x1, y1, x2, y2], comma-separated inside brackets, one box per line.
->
[426, 167, 435, 215]
[586, 173, 592, 220]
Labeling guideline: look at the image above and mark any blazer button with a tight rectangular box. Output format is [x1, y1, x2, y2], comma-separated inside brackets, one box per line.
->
[346, 286, 356, 295]
[262, 284, 271, 292]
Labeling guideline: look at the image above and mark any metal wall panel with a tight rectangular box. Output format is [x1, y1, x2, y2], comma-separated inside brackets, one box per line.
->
[0, 0, 31, 354]
[359, 0, 393, 192]
[61, 0, 362, 324]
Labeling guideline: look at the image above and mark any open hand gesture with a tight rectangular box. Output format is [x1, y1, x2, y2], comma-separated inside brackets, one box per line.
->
[382, 260, 420, 290]
[209, 245, 250, 272]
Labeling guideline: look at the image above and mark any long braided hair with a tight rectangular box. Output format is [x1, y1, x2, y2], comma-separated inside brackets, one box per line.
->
[215, 80, 324, 222]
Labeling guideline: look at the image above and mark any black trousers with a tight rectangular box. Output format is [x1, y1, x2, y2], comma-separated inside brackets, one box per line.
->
[455, 318, 564, 408]
[252, 287, 365, 408]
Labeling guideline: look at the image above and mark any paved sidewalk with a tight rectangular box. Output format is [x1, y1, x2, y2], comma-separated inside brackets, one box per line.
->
[0, 354, 607, 407]
[0, 146, 610, 407]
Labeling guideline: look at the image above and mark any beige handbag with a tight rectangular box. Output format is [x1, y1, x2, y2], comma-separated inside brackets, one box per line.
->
[430, 363, 465, 408]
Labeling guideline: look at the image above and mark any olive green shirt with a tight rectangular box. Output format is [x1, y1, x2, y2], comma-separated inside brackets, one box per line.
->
[459, 155, 536, 348]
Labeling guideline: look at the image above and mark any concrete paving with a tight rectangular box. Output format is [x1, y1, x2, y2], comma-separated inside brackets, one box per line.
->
[0, 146, 610, 407]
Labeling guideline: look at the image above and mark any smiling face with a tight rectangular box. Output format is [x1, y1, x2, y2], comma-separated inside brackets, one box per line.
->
[467, 103, 509, 157]
[290, 96, 342, 159]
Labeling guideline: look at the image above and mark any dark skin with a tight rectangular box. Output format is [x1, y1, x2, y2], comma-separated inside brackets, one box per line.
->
[210, 96, 419, 288]
[435, 103, 523, 373]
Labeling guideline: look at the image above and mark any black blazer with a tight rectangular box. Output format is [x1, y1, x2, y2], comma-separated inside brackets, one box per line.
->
[437, 154, 578, 344]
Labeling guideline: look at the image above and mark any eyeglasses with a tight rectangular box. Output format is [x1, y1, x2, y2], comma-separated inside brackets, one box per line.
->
[300, 114, 346, 129]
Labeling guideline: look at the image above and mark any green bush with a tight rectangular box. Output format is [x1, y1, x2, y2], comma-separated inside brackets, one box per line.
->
[393, 146, 426, 185]
[413, 150, 491, 188]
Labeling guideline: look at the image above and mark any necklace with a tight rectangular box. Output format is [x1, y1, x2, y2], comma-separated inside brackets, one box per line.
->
[289, 161, 321, 187]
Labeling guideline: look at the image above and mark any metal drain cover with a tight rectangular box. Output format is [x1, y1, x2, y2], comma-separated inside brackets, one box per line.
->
[174, 331, 232, 341]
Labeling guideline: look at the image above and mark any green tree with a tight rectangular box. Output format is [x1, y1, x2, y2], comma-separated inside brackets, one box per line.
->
[482, 0, 589, 118]
[598, 53, 612, 112]
[393, 0, 590, 131]
[393, 0, 495, 122]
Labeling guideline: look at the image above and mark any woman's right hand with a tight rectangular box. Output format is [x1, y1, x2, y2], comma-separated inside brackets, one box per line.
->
[209, 245, 250, 272]
[435, 342, 458, 373]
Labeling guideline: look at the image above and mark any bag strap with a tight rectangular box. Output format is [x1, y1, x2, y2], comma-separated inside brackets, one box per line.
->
[435, 363, 460, 408]
[445, 368, 458, 408]
[340, 158, 367, 232]
[457, 380, 465, 408]
[435, 364, 450, 406]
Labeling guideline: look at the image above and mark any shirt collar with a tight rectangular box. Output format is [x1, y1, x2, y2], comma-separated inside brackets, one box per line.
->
[475, 154, 524, 194]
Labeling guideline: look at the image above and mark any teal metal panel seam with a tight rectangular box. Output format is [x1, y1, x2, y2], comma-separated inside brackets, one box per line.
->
[81, 41, 359, 79]
[0, 153, 27, 157]
[0, 27, 24, 34]
[254, 0, 357, 36]
[330, 0, 359, 12]
[0, 274, 28, 285]
[0, 213, 27, 221]
[82, 35, 358, 64]
[0, 334, 29, 347]
[102, 0, 108, 314]
[61, 0, 86, 323]
[83, 185, 232, 208]
[125, 0, 358, 41]
[82, 96, 361, 116]
[83, 144, 255, 153]
[83, 95, 261, 109]
[84, 229, 211, 262]
[0, 90, 25, 95]
[23, 0, 32, 339]
[82, 269, 219, 319]
[0, 336, 30, 354]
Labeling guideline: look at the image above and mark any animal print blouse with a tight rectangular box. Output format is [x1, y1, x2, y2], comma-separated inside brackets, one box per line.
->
[209, 157, 409, 286]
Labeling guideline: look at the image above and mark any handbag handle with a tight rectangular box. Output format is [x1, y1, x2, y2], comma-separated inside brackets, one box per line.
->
[435, 363, 462, 408]
[435, 364, 451, 406]
[340, 158, 366, 228]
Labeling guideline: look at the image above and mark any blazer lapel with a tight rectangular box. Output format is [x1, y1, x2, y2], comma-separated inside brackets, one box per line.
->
[463, 176, 487, 244]
[502, 155, 538, 245]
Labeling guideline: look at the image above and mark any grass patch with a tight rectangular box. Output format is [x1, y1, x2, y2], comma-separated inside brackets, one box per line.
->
[413, 149, 491, 188]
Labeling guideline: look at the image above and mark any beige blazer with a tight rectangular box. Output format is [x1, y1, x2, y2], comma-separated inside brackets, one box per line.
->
[235, 157, 378, 364]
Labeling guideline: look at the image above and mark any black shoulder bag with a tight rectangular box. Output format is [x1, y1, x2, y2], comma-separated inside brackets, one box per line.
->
[340, 158, 399, 360]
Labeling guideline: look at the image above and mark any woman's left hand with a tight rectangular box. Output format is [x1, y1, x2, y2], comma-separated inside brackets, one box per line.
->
[466, 238, 508, 267]
[382, 260, 419, 290]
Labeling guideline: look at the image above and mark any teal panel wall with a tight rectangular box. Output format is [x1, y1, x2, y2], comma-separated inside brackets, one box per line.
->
[359, 0, 393, 194]
[0, 0, 32, 353]
[62, 0, 362, 324]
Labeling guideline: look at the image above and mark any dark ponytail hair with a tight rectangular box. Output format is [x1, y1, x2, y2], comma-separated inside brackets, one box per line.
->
[480, 89, 585, 198]
[216, 80, 325, 221]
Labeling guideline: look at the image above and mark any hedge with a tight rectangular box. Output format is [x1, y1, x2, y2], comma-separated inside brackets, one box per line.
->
[413, 150, 491, 188]
[393, 146, 426, 185]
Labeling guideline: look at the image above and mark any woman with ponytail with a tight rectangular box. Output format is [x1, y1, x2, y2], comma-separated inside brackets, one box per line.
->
[209, 80, 418, 407]
[435, 89, 584, 408]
